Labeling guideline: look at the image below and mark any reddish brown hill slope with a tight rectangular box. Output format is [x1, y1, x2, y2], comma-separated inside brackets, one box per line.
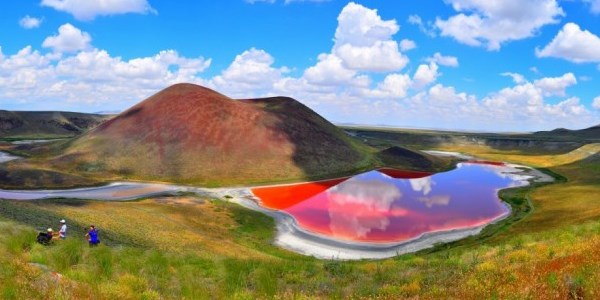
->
[60, 83, 371, 185]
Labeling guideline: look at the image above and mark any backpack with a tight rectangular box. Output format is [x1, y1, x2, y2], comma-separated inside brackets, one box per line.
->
[37, 232, 50, 245]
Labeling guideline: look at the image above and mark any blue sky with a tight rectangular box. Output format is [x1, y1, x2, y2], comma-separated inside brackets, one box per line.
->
[1, 0, 600, 131]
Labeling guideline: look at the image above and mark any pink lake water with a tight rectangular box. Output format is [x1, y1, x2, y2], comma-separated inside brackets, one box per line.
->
[253, 163, 521, 243]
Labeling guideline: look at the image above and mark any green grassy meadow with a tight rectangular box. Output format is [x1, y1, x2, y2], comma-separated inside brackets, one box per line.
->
[1, 197, 600, 299]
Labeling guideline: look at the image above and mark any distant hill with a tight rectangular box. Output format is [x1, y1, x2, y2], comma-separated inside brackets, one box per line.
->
[0, 110, 110, 138]
[55, 83, 380, 185]
[535, 124, 600, 141]
[377, 146, 441, 170]
[576, 124, 600, 137]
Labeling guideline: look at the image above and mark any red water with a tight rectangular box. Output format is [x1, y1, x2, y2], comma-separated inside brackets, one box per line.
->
[252, 163, 517, 243]
[253, 178, 349, 210]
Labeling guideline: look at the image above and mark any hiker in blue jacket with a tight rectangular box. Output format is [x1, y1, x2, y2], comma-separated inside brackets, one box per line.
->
[85, 225, 100, 246]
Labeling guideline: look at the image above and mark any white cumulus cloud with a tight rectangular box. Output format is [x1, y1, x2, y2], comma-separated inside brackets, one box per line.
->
[42, 23, 92, 53]
[303, 53, 358, 86]
[412, 62, 440, 89]
[408, 14, 436, 37]
[593, 96, 600, 109]
[364, 73, 412, 99]
[501, 72, 526, 85]
[19, 16, 43, 29]
[482, 74, 587, 124]
[294, 2, 411, 88]
[333, 2, 408, 72]
[209, 48, 289, 97]
[533, 73, 577, 97]
[41, 0, 156, 21]
[0, 44, 210, 111]
[289, 1, 414, 93]
[426, 52, 459, 67]
[536, 23, 600, 63]
[436, 0, 564, 50]
[399, 39, 417, 51]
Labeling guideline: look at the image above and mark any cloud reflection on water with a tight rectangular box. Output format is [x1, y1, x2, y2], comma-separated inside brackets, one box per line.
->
[418, 195, 451, 208]
[409, 176, 434, 195]
[327, 178, 401, 239]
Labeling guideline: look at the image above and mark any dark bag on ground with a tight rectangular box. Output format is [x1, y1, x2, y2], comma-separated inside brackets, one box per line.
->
[37, 232, 51, 245]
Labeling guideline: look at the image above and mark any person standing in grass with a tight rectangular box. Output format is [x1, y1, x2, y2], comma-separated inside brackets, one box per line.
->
[59, 219, 67, 239]
[85, 225, 100, 247]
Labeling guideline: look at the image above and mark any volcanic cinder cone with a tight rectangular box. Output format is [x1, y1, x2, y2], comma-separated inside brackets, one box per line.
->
[62, 83, 370, 185]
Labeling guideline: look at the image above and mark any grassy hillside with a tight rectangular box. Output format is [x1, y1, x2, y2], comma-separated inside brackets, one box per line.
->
[0, 141, 104, 189]
[0, 110, 110, 139]
[1, 194, 599, 299]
